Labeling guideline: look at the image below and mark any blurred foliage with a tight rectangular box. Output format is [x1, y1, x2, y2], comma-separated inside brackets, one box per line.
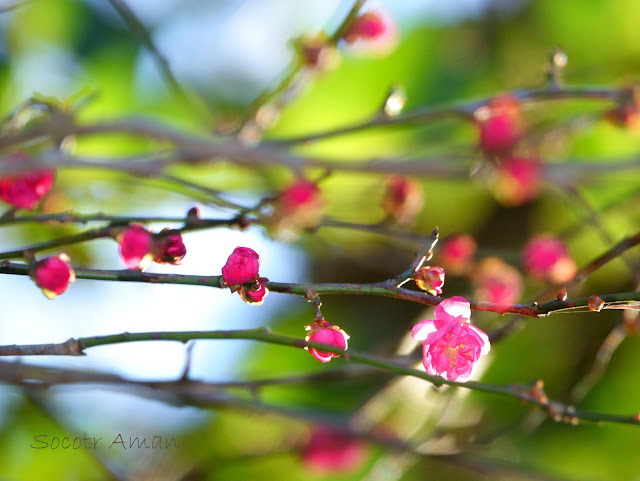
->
[1, 0, 640, 480]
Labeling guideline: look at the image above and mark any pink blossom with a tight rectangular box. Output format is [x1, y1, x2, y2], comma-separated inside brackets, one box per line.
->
[221, 247, 260, 286]
[381, 175, 424, 225]
[117, 224, 153, 270]
[476, 96, 523, 156]
[270, 179, 325, 238]
[152, 229, 187, 265]
[440, 234, 477, 275]
[492, 157, 542, 206]
[0, 154, 55, 209]
[523, 234, 577, 283]
[473, 257, 523, 305]
[239, 281, 269, 305]
[414, 265, 445, 295]
[342, 10, 397, 55]
[301, 426, 366, 473]
[305, 320, 349, 363]
[32, 254, 75, 300]
[411, 297, 490, 382]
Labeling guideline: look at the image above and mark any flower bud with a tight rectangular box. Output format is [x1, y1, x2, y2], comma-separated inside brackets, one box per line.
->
[269, 179, 325, 239]
[414, 265, 445, 295]
[305, 320, 349, 363]
[222, 247, 260, 287]
[440, 234, 477, 275]
[523, 234, 577, 284]
[301, 426, 366, 473]
[474, 257, 523, 305]
[342, 10, 397, 55]
[239, 280, 269, 305]
[152, 229, 186, 265]
[491, 157, 542, 206]
[475, 96, 524, 156]
[587, 294, 604, 312]
[31, 253, 75, 300]
[0, 153, 55, 209]
[381, 175, 424, 225]
[117, 224, 153, 270]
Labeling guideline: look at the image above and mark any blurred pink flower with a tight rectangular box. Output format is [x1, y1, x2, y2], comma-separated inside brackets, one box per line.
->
[270, 178, 325, 238]
[32, 253, 75, 300]
[523, 234, 576, 283]
[415, 265, 445, 295]
[440, 234, 477, 275]
[474, 257, 523, 305]
[381, 175, 424, 225]
[342, 10, 397, 55]
[0, 153, 55, 209]
[305, 320, 349, 363]
[476, 95, 524, 156]
[301, 426, 366, 473]
[222, 247, 260, 286]
[492, 157, 542, 206]
[411, 297, 490, 382]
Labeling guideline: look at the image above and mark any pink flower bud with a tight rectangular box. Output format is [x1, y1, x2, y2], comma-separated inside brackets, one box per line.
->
[523, 234, 577, 284]
[239, 280, 269, 305]
[606, 86, 640, 130]
[414, 265, 445, 295]
[0, 153, 55, 209]
[152, 229, 186, 265]
[270, 179, 325, 238]
[305, 320, 349, 363]
[440, 234, 477, 275]
[411, 296, 490, 382]
[381, 175, 424, 225]
[301, 426, 366, 473]
[473, 257, 522, 305]
[342, 10, 397, 55]
[492, 157, 542, 206]
[32, 253, 75, 300]
[117, 224, 153, 270]
[222, 247, 260, 287]
[475, 96, 524, 156]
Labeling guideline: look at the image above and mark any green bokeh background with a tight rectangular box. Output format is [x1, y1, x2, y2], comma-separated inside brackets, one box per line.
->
[1, 0, 640, 480]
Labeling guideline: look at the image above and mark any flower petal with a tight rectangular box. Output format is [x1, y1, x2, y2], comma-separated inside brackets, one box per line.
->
[468, 323, 491, 355]
[435, 296, 471, 322]
[411, 320, 437, 341]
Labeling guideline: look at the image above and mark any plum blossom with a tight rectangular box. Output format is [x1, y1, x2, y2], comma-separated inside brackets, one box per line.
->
[269, 178, 325, 239]
[411, 297, 490, 382]
[492, 157, 542, 206]
[473, 257, 522, 305]
[152, 229, 186, 265]
[0, 153, 55, 209]
[523, 234, 577, 283]
[414, 265, 445, 295]
[31, 253, 75, 300]
[440, 234, 477, 275]
[305, 320, 349, 363]
[117, 224, 153, 270]
[342, 10, 397, 55]
[239, 280, 269, 305]
[381, 175, 424, 225]
[301, 426, 366, 473]
[221, 247, 260, 287]
[475, 96, 524, 156]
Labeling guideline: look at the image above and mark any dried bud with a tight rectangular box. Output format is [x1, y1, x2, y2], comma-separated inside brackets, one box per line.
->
[414, 266, 445, 295]
[305, 320, 349, 363]
[0, 153, 55, 209]
[381, 175, 424, 225]
[556, 287, 568, 301]
[31, 253, 75, 300]
[587, 294, 604, 312]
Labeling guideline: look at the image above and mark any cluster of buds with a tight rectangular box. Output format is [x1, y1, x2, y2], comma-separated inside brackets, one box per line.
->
[0, 153, 55, 210]
[116, 224, 186, 270]
[305, 319, 349, 363]
[380, 175, 424, 225]
[30, 253, 75, 300]
[268, 178, 325, 240]
[221, 247, 268, 305]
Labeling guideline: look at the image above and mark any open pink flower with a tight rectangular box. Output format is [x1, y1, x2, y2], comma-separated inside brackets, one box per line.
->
[0, 154, 55, 209]
[415, 265, 445, 295]
[301, 426, 366, 473]
[117, 224, 153, 270]
[32, 253, 75, 300]
[475, 96, 524, 156]
[305, 320, 349, 363]
[222, 247, 260, 286]
[411, 297, 490, 382]
[523, 234, 576, 283]
[440, 234, 477, 275]
[152, 229, 186, 265]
